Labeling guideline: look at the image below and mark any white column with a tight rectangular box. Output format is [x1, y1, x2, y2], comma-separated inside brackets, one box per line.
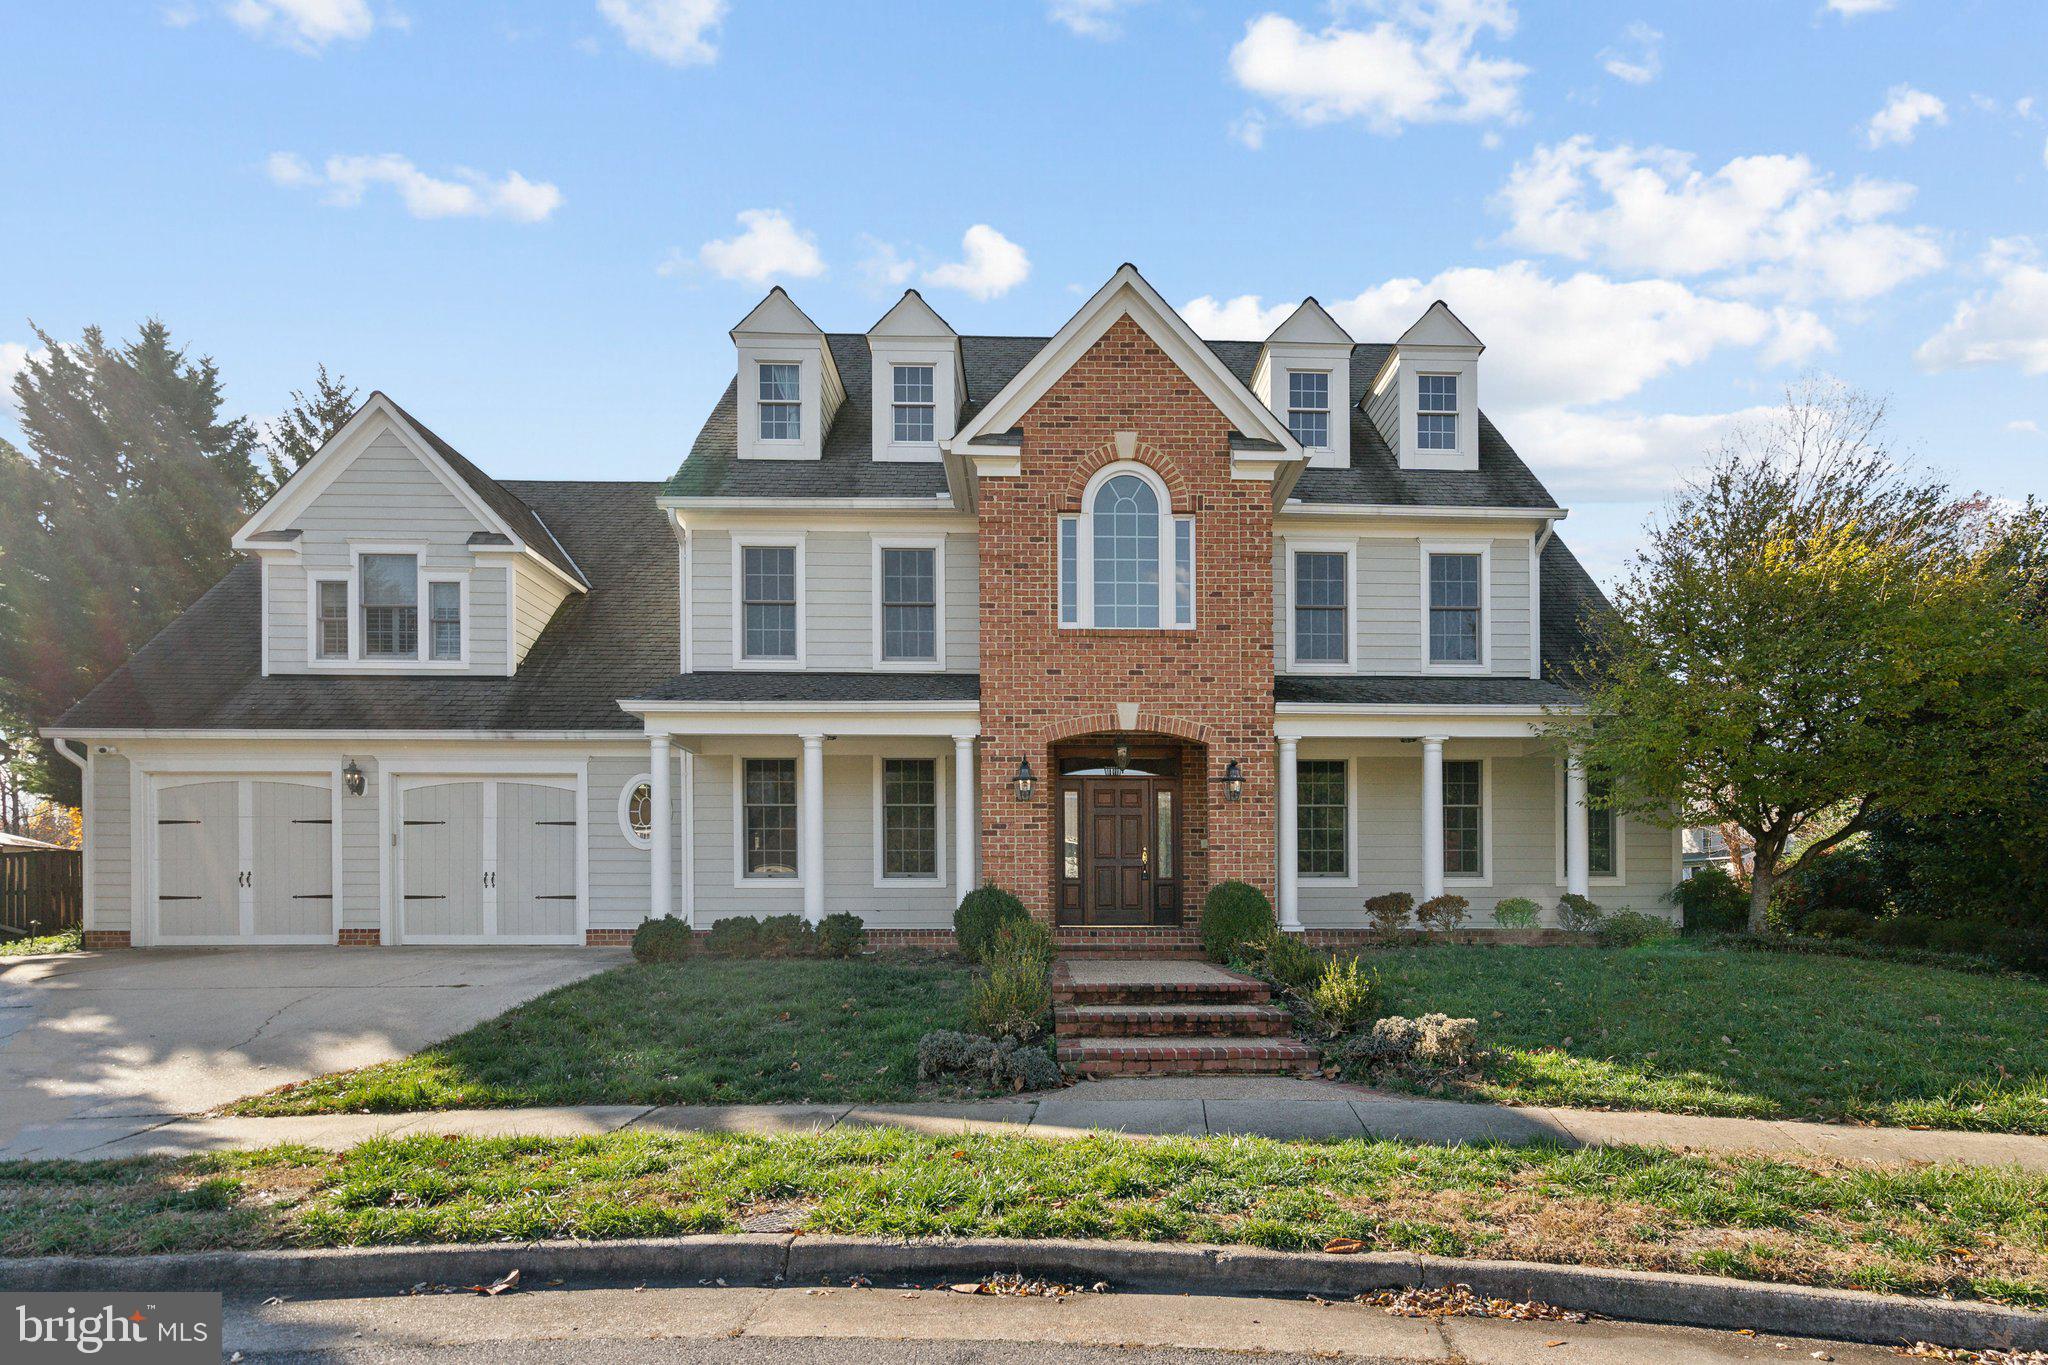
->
[648, 734, 672, 922]
[1276, 737, 1302, 932]
[952, 735, 977, 896]
[1421, 736, 1447, 901]
[800, 734, 825, 924]
[1565, 746, 1591, 898]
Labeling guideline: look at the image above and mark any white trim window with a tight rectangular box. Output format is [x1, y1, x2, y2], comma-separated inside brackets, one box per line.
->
[875, 756, 943, 886]
[1288, 542, 1352, 670]
[619, 773, 654, 851]
[1422, 542, 1489, 669]
[1417, 373, 1459, 451]
[314, 578, 349, 660]
[1057, 463, 1194, 630]
[758, 363, 801, 441]
[738, 756, 799, 881]
[360, 552, 418, 657]
[428, 581, 462, 662]
[1296, 757, 1353, 882]
[736, 538, 804, 666]
[311, 547, 467, 669]
[1442, 758, 1488, 883]
[891, 365, 935, 444]
[1287, 370, 1330, 450]
[873, 538, 943, 667]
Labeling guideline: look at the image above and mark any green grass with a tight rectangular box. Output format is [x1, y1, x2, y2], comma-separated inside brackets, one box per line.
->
[0, 927, 81, 957]
[1362, 940, 2048, 1133]
[231, 957, 977, 1115]
[3, 1130, 2043, 1306]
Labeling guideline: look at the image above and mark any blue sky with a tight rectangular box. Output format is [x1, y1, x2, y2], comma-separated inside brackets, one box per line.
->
[5, 0, 2045, 581]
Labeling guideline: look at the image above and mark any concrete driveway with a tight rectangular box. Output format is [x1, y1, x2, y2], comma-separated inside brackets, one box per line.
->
[0, 947, 622, 1159]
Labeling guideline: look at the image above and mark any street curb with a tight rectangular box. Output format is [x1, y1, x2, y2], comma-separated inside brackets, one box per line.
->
[1, 1236, 2039, 1352]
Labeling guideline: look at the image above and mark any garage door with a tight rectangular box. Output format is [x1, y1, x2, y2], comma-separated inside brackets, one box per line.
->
[398, 777, 580, 944]
[153, 776, 335, 945]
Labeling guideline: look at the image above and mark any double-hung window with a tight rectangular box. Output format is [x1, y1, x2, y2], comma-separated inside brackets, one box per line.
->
[740, 542, 800, 663]
[877, 544, 938, 664]
[359, 553, 418, 658]
[1057, 468, 1194, 629]
[891, 365, 934, 444]
[878, 758, 939, 882]
[758, 363, 801, 441]
[1297, 759, 1349, 879]
[1287, 371, 1330, 449]
[311, 551, 463, 666]
[315, 580, 349, 659]
[428, 581, 462, 661]
[1291, 548, 1349, 666]
[1563, 776, 1619, 879]
[741, 758, 798, 879]
[1417, 374, 1458, 451]
[1442, 759, 1485, 879]
[1427, 551, 1483, 665]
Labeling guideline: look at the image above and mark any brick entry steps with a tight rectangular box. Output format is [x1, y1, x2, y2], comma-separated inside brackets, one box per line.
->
[1052, 958, 1319, 1078]
[1051, 926, 1206, 959]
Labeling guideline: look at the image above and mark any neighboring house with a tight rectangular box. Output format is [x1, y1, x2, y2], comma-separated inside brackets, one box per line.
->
[46, 265, 1679, 949]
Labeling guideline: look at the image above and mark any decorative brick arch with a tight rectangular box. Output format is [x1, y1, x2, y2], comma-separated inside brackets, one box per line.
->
[1061, 438, 1195, 514]
[1041, 709, 1214, 747]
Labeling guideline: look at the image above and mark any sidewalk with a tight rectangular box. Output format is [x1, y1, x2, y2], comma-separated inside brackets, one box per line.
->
[11, 1076, 2047, 1170]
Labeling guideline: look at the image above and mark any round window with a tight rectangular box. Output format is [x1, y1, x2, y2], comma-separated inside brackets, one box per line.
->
[618, 774, 654, 850]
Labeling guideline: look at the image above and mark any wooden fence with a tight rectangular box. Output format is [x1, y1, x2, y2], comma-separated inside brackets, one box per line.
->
[0, 849, 83, 935]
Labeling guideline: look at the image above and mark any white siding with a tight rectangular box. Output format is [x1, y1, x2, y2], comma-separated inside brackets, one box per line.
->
[1366, 374, 1399, 453]
[1274, 533, 1538, 676]
[588, 753, 675, 931]
[86, 752, 130, 932]
[340, 758, 381, 930]
[509, 558, 568, 667]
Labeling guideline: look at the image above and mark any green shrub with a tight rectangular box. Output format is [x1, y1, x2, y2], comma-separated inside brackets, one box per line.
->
[1200, 880, 1275, 961]
[703, 916, 761, 956]
[955, 885, 1031, 963]
[1556, 893, 1605, 934]
[1868, 913, 1936, 950]
[1595, 908, 1673, 948]
[1491, 897, 1541, 930]
[1307, 955, 1382, 1034]
[757, 914, 816, 958]
[988, 918, 1055, 966]
[1669, 866, 1748, 935]
[1364, 892, 1414, 938]
[1771, 845, 1890, 933]
[1803, 907, 1876, 941]
[1922, 917, 2003, 957]
[631, 915, 694, 963]
[1416, 894, 1470, 934]
[815, 912, 866, 958]
[968, 949, 1051, 1042]
[1263, 932, 1327, 992]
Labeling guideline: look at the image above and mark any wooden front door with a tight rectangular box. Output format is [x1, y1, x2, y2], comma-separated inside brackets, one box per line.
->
[1085, 781, 1151, 924]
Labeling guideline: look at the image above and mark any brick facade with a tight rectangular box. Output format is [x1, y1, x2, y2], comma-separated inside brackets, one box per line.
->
[977, 314, 1277, 924]
[337, 929, 382, 947]
[81, 930, 131, 949]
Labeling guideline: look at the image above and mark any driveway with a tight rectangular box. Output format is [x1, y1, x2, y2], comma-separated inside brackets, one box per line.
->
[0, 946, 622, 1159]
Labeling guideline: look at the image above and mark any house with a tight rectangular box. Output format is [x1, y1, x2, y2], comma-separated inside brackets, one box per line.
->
[45, 264, 1678, 949]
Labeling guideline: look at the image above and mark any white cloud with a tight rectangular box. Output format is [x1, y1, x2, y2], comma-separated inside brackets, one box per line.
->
[1864, 85, 1947, 147]
[698, 209, 826, 285]
[1598, 21, 1661, 85]
[1825, 0, 1896, 15]
[597, 0, 725, 66]
[921, 225, 1031, 300]
[0, 342, 33, 406]
[161, 4, 201, 27]
[1048, 0, 1148, 39]
[268, 152, 563, 222]
[1499, 405, 1778, 501]
[2007, 419, 2043, 435]
[1230, 110, 1268, 150]
[1178, 295, 1299, 340]
[857, 238, 918, 291]
[1915, 241, 2048, 375]
[1228, 1, 1527, 135]
[225, 0, 373, 51]
[1496, 135, 1944, 301]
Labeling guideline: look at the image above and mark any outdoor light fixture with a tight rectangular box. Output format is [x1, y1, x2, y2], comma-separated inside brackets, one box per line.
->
[1221, 759, 1245, 802]
[1109, 739, 1131, 777]
[342, 759, 365, 797]
[1013, 757, 1036, 801]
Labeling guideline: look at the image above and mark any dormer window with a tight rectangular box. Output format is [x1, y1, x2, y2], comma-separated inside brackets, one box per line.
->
[308, 546, 466, 669]
[361, 553, 418, 656]
[891, 365, 935, 444]
[1058, 465, 1194, 630]
[1418, 374, 1459, 451]
[1287, 371, 1330, 449]
[757, 363, 801, 441]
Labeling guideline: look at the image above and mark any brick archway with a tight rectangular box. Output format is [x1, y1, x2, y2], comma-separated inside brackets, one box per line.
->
[1060, 437, 1195, 514]
[1040, 710, 1214, 747]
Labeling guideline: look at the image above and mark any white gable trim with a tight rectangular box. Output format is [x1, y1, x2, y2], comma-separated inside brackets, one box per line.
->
[951, 264, 1301, 459]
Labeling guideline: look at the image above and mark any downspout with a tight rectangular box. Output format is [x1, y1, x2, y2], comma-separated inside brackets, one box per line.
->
[52, 739, 89, 935]
[1531, 520, 1556, 682]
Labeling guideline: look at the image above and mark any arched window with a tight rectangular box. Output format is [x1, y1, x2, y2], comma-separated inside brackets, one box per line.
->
[618, 774, 654, 850]
[1059, 464, 1194, 630]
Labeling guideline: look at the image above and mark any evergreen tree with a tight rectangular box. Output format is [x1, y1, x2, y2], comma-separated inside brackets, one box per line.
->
[0, 320, 258, 804]
[257, 364, 358, 496]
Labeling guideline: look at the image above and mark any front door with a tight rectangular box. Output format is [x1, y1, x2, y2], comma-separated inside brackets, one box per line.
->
[1085, 780, 1151, 924]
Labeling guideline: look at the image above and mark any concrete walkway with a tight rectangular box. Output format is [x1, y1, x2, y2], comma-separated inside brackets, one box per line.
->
[17, 1076, 2048, 1170]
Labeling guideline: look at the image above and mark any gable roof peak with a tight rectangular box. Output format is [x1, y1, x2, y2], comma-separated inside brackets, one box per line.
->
[867, 288, 958, 339]
[1397, 299, 1484, 351]
[1265, 296, 1354, 346]
[730, 285, 826, 339]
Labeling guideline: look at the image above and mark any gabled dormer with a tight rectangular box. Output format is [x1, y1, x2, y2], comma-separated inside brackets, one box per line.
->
[1253, 298, 1355, 470]
[732, 287, 844, 462]
[866, 290, 962, 464]
[1367, 301, 1484, 472]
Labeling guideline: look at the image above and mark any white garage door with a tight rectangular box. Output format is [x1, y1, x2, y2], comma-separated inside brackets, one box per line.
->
[153, 776, 335, 944]
[398, 777, 580, 944]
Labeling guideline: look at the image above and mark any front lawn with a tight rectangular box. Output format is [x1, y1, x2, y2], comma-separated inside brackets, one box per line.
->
[0, 927, 81, 957]
[1365, 940, 2048, 1133]
[2, 1129, 2043, 1307]
[232, 957, 977, 1114]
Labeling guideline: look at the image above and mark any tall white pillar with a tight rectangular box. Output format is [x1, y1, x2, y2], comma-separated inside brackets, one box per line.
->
[648, 734, 672, 922]
[1421, 736, 1447, 901]
[800, 734, 825, 924]
[1276, 737, 1302, 932]
[1565, 746, 1591, 898]
[952, 734, 977, 896]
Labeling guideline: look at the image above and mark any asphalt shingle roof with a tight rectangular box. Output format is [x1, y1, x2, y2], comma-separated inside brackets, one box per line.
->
[631, 672, 982, 704]
[1274, 675, 1581, 707]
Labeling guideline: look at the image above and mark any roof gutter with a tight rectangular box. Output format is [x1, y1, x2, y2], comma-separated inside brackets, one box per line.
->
[1278, 504, 1568, 522]
[655, 495, 959, 513]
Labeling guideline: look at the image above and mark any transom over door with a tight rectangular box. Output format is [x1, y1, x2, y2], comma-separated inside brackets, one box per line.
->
[153, 776, 334, 944]
[397, 777, 580, 944]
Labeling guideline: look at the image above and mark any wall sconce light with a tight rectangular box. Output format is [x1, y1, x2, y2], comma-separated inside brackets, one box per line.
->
[1013, 758, 1036, 801]
[342, 759, 366, 797]
[1221, 759, 1245, 803]
[1107, 739, 1131, 777]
